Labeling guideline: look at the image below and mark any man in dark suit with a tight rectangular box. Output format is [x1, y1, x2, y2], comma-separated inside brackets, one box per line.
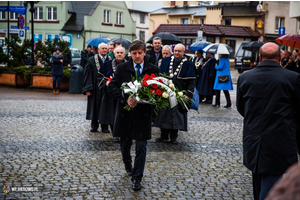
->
[82, 43, 111, 133]
[237, 42, 300, 200]
[107, 40, 159, 191]
[146, 36, 162, 66]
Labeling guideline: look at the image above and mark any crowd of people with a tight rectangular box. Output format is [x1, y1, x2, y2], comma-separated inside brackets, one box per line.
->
[78, 38, 300, 197]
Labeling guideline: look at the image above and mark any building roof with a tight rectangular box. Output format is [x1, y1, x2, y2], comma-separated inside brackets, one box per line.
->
[151, 5, 206, 16]
[153, 24, 261, 38]
[61, 1, 99, 32]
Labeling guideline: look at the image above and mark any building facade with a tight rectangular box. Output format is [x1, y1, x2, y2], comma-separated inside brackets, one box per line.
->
[0, 1, 136, 50]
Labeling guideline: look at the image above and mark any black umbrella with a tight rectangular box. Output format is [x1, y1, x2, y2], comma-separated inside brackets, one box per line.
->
[242, 41, 264, 52]
[146, 32, 182, 45]
[108, 38, 132, 49]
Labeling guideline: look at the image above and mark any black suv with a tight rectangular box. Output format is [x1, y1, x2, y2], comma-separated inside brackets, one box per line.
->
[234, 42, 258, 73]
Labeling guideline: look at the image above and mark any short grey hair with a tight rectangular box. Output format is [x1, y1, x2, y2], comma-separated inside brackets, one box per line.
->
[162, 45, 172, 54]
[113, 46, 125, 53]
[175, 43, 185, 51]
[153, 37, 162, 43]
[98, 43, 107, 49]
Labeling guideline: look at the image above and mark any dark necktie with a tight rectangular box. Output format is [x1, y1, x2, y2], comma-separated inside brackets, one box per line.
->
[136, 64, 141, 78]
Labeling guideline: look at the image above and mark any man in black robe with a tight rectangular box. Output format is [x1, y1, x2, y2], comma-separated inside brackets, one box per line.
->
[196, 52, 216, 104]
[107, 40, 159, 191]
[98, 46, 127, 142]
[82, 43, 110, 133]
[155, 43, 196, 143]
[80, 45, 94, 69]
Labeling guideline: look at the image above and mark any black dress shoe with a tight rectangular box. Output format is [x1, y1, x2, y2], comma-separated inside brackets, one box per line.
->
[90, 128, 98, 132]
[155, 137, 167, 142]
[132, 179, 141, 191]
[170, 139, 178, 144]
[102, 129, 110, 133]
[224, 104, 231, 108]
[212, 104, 220, 107]
[125, 164, 132, 176]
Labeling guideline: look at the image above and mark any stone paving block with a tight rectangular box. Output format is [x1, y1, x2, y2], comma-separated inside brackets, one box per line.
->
[0, 96, 254, 199]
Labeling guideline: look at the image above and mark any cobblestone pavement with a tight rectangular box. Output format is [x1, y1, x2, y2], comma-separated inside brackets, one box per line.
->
[0, 70, 254, 200]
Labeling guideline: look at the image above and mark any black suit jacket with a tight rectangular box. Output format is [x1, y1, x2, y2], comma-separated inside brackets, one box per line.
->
[107, 57, 159, 140]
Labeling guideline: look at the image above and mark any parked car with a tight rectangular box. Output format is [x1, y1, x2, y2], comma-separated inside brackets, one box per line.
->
[234, 42, 258, 74]
[70, 48, 81, 66]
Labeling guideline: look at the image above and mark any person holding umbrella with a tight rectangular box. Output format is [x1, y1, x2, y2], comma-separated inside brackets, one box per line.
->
[212, 54, 233, 108]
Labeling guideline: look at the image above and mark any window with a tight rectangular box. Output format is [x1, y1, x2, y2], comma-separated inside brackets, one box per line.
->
[224, 18, 232, 25]
[104, 10, 110, 23]
[139, 31, 145, 41]
[181, 18, 188, 24]
[0, 12, 5, 20]
[116, 12, 122, 25]
[200, 18, 204, 24]
[206, 37, 215, 43]
[34, 7, 43, 20]
[9, 12, 19, 20]
[183, 1, 188, 6]
[180, 38, 195, 53]
[140, 13, 145, 23]
[171, 1, 175, 6]
[225, 40, 236, 58]
[47, 7, 57, 20]
[275, 17, 284, 31]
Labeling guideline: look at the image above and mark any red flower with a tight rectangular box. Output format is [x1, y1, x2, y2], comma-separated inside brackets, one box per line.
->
[155, 89, 162, 96]
[152, 84, 158, 89]
[150, 89, 155, 94]
[144, 74, 150, 80]
[108, 78, 112, 83]
[142, 81, 148, 87]
[151, 73, 157, 78]
[158, 79, 163, 83]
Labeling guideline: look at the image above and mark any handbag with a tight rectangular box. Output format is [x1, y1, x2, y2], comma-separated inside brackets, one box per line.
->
[218, 75, 229, 83]
[190, 88, 200, 113]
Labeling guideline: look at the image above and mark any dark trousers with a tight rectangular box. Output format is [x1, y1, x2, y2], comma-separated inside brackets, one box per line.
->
[215, 90, 231, 105]
[160, 129, 178, 140]
[52, 75, 61, 90]
[120, 138, 147, 181]
[252, 172, 281, 200]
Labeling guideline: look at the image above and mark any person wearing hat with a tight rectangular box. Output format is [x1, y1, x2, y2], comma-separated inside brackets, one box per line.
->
[51, 46, 64, 94]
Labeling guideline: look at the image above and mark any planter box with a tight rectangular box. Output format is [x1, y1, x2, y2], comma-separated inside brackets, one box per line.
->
[30, 73, 69, 90]
[0, 72, 29, 87]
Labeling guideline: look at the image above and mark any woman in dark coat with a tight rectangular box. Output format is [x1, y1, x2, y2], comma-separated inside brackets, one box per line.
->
[51, 46, 64, 94]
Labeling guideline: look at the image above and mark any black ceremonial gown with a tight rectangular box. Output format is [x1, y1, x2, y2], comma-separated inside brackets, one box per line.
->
[154, 56, 196, 131]
[98, 59, 127, 125]
[82, 54, 110, 121]
[196, 56, 216, 96]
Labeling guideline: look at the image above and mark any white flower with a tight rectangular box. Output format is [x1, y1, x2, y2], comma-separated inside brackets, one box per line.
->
[178, 91, 183, 97]
[162, 92, 169, 98]
[169, 83, 175, 89]
[169, 80, 173, 84]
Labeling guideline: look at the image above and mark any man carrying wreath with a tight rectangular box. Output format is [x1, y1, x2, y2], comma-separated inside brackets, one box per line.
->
[154, 43, 196, 143]
[107, 40, 159, 191]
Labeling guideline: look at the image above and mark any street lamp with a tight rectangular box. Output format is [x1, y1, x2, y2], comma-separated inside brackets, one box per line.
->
[24, 1, 39, 68]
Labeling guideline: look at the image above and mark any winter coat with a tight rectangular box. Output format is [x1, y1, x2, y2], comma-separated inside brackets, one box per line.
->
[51, 52, 64, 76]
[146, 48, 162, 66]
[107, 57, 159, 141]
[63, 50, 72, 66]
[213, 57, 233, 90]
[237, 60, 300, 175]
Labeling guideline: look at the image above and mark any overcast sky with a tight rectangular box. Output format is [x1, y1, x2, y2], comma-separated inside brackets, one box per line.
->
[131, 1, 164, 12]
